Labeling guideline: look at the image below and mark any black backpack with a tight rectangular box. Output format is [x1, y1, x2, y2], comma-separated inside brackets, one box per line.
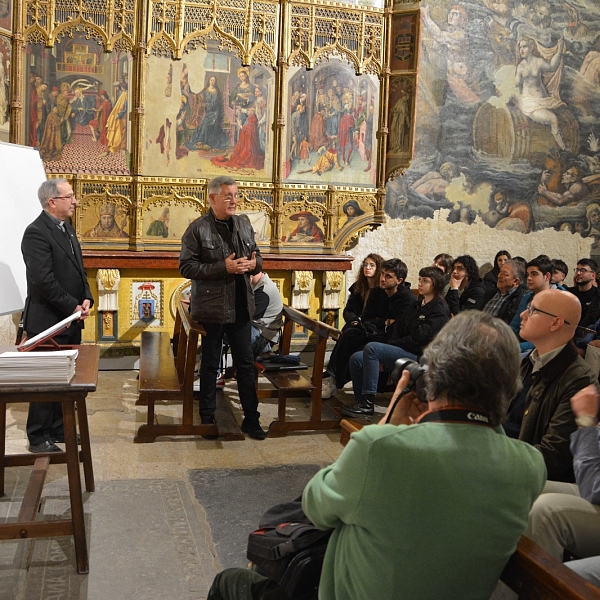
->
[247, 498, 332, 600]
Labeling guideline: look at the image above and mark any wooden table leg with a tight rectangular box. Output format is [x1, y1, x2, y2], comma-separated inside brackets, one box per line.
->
[62, 400, 89, 574]
[76, 398, 95, 493]
[0, 402, 5, 498]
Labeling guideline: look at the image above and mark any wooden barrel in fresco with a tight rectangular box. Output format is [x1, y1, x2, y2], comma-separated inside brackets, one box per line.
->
[473, 102, 580, 163]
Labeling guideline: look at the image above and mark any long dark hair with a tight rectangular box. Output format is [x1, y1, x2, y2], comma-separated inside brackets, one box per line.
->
[492, 250, 511, 275]
[354, 253, 384, 298]
[454, 255, 480, 283]
[418, 266, 445, 300]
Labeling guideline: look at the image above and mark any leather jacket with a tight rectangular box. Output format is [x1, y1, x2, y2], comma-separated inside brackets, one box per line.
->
[179, 209, 262, 324]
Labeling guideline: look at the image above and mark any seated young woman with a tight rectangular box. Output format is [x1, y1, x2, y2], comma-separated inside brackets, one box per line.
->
[482, 249, 511, 304]
[342, 266, 451, 416]
[446, 255, 486, 315]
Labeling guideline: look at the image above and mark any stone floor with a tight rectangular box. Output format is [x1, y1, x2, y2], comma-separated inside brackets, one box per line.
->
[0, 371, 348, 600]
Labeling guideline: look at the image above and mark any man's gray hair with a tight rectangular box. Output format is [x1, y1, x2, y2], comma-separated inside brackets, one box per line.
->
[38, 178, 68, 209]
[207, 176, 237, 197]
[421, 311, 521, 427]
[505, 259, 526, 284]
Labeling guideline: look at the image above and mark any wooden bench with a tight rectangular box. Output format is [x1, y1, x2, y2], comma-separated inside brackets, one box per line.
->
[256, 305, 342, 437]
[339, 420, 600, 600]
[134, 296, 244, 442]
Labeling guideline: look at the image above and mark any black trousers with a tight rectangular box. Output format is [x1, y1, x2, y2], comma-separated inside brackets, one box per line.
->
[200, 311, 260, 422]
[26, 323, 82, 445]
[326, 327, 370, 387]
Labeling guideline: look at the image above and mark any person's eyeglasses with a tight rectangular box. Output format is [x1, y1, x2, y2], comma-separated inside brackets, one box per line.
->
[52, 193, 76, 200]
[362, 263, 376, 269]
[575, 268, 594, 274]
[219, 193, 239, 202]
[527, 305, 571, 325]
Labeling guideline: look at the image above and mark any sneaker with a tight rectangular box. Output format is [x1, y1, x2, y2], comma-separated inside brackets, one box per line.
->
[241, 418, 267, 440]
[216, 374, 225, 388]
[321, 376, 338, 399]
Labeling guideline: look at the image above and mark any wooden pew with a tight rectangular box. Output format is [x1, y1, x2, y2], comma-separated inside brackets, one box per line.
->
[134, 295, 244, 442]
[256, 305, 342, 437]
[339, 420, 600, 600]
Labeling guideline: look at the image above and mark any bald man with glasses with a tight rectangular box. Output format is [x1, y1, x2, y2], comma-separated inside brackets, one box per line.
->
[504, 289, 598, 482]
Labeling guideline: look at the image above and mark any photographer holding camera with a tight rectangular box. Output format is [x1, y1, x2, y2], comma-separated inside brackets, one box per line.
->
[208, 312, 546, 600]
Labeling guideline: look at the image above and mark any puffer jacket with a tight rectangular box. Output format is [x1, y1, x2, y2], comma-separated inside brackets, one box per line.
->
[179, 209, 262, 323]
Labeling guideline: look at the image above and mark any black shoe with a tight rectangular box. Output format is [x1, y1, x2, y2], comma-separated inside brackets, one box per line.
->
[340, 396, 375, 417]
[28, 440, 62, 453]
[200, 416, 218, 440]
[241, 419, 267, 440]
[51, 434, 81, 445]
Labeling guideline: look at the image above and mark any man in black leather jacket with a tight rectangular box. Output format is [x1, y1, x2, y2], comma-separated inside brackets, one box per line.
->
[180, 176, 266, 439]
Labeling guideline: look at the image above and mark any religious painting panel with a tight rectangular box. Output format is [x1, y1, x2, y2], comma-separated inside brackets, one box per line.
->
[77, 193, 131, 245]
[284, 59, 379, 188]
[0, 35, 10, 142]
[237, 189, 274, 245]
[0, 0, 11, 34]
[142, 195, 204, 245]
[280, 193, 327, 246]
[384, 0, 600, 242]
[386, 75, 416, 180]
[144, 51, 274, 182]
[23, 38, 132, 175]
[389, 12, 419, 73]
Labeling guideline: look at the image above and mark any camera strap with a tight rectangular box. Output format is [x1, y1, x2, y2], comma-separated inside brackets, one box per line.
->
[419, 407, 494, 429]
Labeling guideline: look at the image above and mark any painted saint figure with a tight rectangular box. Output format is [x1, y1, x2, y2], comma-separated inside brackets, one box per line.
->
[85, 202, 128, 238]
[105, 82, 128, 154]
[287, 211, 324, 243]
[187, 76, 229, 151]
[146, 208, 170, 238]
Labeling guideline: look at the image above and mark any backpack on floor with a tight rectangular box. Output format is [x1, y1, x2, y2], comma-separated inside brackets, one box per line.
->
[247, 498, 332, 600]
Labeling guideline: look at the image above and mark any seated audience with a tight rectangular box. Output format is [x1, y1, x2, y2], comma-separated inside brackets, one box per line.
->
[483, 249, 511, 304]
[504, 289, 598, 482]
[569, 258, 600, 327]
[340, 253, 383, 330]
[207, 312, 546, 600]
[552, 258, 569, 290]
[510, 255, 554, 353]
[483, 258, 527, 324]
[342, 266, 450, 417]
[249, 272, 284, 356]
[525, 384, 600, 588]
[322, 259, 416, 398]
[445, 254, 485, 315]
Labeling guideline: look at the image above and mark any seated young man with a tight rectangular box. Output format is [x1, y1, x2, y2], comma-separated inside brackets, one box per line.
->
[321, 258, 416, 398]
[207, 312, 546, 600]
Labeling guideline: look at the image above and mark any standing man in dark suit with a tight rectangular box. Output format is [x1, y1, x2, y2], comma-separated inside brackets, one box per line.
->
[22, 178, 93, 453]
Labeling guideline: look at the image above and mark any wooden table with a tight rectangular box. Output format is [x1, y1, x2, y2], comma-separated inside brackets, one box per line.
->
[0, 345, 99, 574]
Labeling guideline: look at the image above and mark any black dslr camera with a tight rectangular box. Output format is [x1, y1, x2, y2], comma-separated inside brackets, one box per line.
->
[391, 357, 429, 401]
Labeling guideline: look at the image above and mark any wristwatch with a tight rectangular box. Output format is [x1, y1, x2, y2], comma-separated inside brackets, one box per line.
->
[575, 415, 599, 428]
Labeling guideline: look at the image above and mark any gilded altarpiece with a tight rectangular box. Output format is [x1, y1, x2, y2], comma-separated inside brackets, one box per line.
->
[9, 0, 419, 341]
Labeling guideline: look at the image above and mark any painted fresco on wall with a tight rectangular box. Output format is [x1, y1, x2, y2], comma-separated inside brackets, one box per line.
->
[144, 52, 274, 181]
[0, 0, 11, 34]
[385, 0, 600, 252]
[23, 38, 132, 174]
[284, 59, 379, 187]
[0, 35, 10, 143]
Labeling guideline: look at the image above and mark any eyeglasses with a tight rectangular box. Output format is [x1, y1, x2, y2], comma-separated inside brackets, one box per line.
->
[52, 193, 76, 200]
[218, 193, 239, 202]
[575, 268, 594, 274]
[362, 263, 376, 269]
[527, 305, 571, 325]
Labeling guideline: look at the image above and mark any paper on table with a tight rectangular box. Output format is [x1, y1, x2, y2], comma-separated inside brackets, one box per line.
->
[19, 311, 82, 348]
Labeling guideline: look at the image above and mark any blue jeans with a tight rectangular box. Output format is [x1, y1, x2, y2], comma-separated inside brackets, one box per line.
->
[349, 342, 418, 402]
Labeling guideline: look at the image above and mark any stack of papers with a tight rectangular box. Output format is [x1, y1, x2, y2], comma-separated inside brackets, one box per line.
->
[0, 349, 79, 384]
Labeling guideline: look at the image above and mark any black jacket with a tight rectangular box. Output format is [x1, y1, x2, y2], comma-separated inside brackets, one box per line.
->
[22, 211, 93, 335]
[445, 279, 486, 316]
[343, 282, 367, 325]
[179, 209, 262, 323]
[388, 296, 450, 357]
[362, 284, 417, 336]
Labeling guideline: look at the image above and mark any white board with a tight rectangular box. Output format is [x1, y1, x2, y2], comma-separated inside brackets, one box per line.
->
[0, 142, 47, 315]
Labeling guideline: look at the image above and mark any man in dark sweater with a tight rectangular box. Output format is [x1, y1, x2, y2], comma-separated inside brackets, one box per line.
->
[568, 258, 600, 325]
[321, 258, 417, 398]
